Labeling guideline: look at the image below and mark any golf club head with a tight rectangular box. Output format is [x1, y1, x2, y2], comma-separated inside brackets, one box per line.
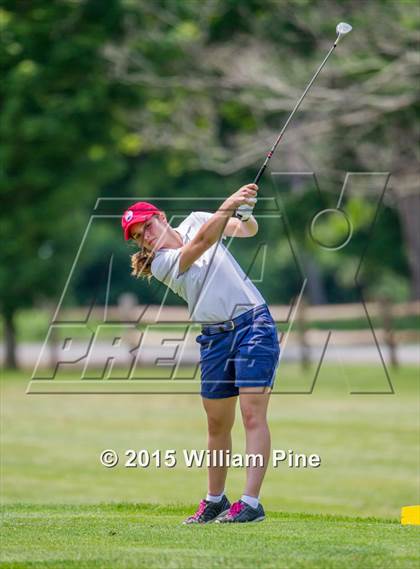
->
[336, 22, 352, 35]
[335, 22, 352, 44]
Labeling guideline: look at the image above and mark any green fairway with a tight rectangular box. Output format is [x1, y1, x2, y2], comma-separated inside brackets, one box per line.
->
[1, 503, 419, 569]
[1, 365, 419, 567]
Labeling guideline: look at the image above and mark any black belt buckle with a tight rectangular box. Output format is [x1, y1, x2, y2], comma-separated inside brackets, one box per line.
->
[218, 320, 234, 333]
[204, 320, 235, 335]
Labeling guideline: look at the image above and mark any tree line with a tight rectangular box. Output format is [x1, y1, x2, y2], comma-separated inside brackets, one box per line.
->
[1, 0, 418, 368]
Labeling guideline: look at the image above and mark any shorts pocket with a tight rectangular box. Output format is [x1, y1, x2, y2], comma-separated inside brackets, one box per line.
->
[236, 354, 278, 385]
[251, 321, 279, 352]
[196, 334, 219, 357]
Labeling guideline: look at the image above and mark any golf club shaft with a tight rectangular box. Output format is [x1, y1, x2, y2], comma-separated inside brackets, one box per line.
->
[253, 39, 339, 185]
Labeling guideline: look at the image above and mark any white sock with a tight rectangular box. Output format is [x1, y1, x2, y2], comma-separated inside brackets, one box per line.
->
[206, 490, 224, 503]
[241, 494, 259, 509]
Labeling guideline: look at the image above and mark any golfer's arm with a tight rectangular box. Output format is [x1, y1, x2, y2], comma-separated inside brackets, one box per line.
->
[178, 207, 232, 273]
[224, 216, 258, 238]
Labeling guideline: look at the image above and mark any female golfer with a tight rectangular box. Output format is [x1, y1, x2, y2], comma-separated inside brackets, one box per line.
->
[121, 183, 280, 523]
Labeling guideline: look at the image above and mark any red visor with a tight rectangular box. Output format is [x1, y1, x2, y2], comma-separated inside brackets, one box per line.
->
[121, 201, 162, 241]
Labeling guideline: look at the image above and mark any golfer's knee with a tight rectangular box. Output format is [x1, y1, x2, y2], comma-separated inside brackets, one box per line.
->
[207, 415, 232, 437]
[241, 407, 266, 431]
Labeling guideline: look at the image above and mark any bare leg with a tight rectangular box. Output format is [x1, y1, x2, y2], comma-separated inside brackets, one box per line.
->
[239, 386, 271, 498]
[202, 395, 237, 495]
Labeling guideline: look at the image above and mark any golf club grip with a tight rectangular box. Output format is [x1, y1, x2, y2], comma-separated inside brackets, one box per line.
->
[236, 157, 271, 219]
[253, 164, 266, 185]
[254, 148, 281, 184]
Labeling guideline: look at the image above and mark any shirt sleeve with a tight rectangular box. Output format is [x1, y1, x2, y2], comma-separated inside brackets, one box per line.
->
[151, 249, 184, 283]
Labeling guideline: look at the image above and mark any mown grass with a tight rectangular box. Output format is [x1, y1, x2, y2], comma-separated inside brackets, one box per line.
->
[1, 365, 419, 568]
[1, 365, 418, 515]
[1, 503, 419, 569]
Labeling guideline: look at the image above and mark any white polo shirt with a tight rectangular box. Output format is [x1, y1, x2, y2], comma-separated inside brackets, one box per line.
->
[150, 211, 266, 323]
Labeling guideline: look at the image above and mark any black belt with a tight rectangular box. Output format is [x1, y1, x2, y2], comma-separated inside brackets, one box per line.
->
[201, 320, 235, 335]
[200, 304, 268, 336]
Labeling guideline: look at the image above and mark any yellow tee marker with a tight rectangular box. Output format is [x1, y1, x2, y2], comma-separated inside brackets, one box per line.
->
[401, 505, 420, 525]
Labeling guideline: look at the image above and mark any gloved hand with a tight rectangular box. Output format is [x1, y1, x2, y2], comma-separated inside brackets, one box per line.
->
[235, 197, 257, 221]
[222, 183, 258, 221]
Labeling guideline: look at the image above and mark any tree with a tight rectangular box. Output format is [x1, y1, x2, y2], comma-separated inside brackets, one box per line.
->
[104, 0, 418, 297]
[0, 0, 133, 367]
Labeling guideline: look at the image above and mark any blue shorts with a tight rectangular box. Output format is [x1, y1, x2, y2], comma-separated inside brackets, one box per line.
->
[196, 304, 280, 399]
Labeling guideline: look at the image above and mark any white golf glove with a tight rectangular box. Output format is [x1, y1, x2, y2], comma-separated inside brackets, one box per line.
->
[235, 197, 257, 222]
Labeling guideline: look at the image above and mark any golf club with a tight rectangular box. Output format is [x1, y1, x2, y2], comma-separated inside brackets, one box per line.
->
[236, 22, 353, 220]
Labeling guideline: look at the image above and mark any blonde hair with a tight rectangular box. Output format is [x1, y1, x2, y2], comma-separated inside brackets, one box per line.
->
[129, 212, 167, 280]
[130, 248, 155, 280]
